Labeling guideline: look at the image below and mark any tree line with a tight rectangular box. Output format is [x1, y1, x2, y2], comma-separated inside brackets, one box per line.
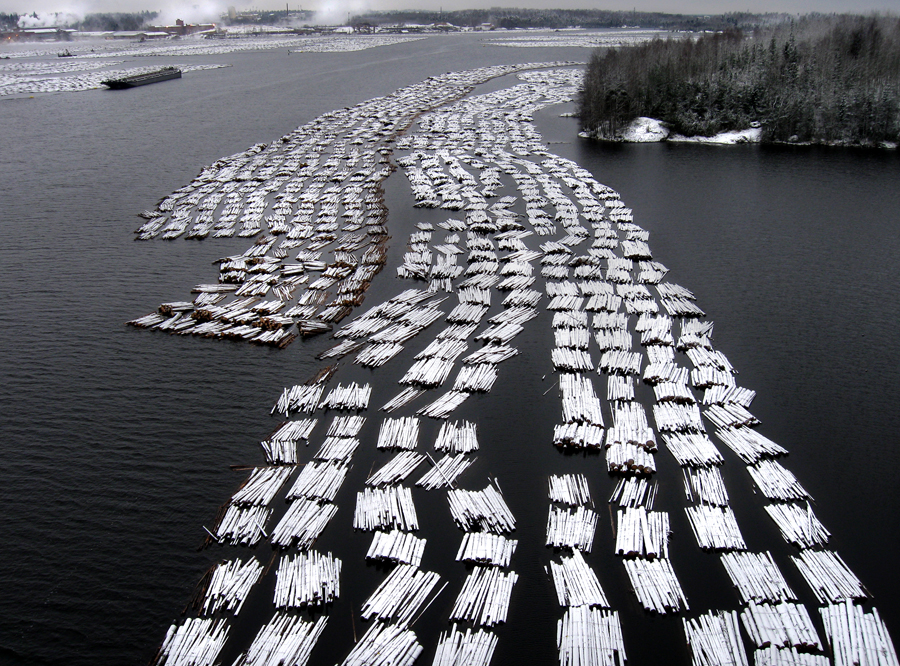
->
[349, 9, 785, 32]
[579, 14, 900, 146]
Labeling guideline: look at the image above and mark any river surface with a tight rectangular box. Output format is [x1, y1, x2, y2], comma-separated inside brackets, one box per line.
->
[0, 33, 898, 666]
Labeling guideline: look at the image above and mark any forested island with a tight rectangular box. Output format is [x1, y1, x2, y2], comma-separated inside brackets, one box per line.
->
[579, 14, 900, 147]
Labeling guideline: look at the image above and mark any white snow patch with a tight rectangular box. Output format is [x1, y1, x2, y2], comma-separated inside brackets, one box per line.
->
[621, 117, 669, 142]
[669, 127, 762, 145]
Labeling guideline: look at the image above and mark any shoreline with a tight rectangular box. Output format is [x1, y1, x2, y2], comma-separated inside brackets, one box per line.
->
[580, 117, 900, 149]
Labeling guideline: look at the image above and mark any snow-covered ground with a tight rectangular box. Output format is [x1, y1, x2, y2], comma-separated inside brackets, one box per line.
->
[669, 127, 762, 144]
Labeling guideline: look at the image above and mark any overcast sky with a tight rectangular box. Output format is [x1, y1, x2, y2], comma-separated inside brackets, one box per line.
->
[5, 0, 899, 26]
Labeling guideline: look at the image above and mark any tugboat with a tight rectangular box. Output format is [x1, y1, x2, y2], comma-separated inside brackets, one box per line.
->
[101, 66, 182, 89]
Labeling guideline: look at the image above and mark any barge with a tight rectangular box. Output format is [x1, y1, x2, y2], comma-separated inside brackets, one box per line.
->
[101, 67, 181, 89]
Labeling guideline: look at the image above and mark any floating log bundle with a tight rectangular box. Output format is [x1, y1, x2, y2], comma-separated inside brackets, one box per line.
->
[764, 503, 830, 549]
[664, 433, 725, 468]
[447, 485, 516, 533]
[753, 646, 829, 666]
[199, 558, 263, 616]
[401, 357, 456, 387]
[720, 551, 797, 604]
[685, 505, 746, 551]
[547, 505, 598, 552]
[361, 563, 442, 626]
[272, 384, 324, 415]
[270, 498, 338, 549]
[552, 348, 594, 372]
[609, 476, 657, 509]
[213, 504, 271, 546]
[447, 554, 519, 627]
[418, 390, 470, 419]
[318, 382, 372, 410]
[704, 403, 760, 429]
[287, 460, 349, 502]
[416, 454, 474, 490]
[327, 415, 366, 437]
[230, 466, 293, 506]
[791, 550, 868, 603]
[682, 610, 748, 666]
[274, 551, 342, 608]
[153, 617, 229, 666]
[354, 486, 419, 531]
[606, 442, 656, 475]
[367, 451, 426, 486]
[820, 601, 898, 666]
[356, 342, 405, 367]
[549, 549, 610, 608]
[341, 621, 423, 666]
[653, 381, 694, 404]
[366, 529, 427, 567]
[748, 460, 811, 501]
[653, 402, 705, 433]
[714, 427, 788, 464]
[559, 373, 605, 426]
[598, 350, 642, 375]
[234, 614, 327, 666]
[623, 558, 689, 613]
[456, 532, 518, 568]
[608, 402, 656, 450]
[682, 466, 729, 506]
[435, 420, 479, 453]
[614, 507, 669, 558]
[739, 601, 821, 651]
[261, 440, 297, 465]
[453, 363, 499, 392]
[269, 418, 317, 444]
[314, 436, 360, 462]
[554, 422, 605, 448]
[432, 624, 499, 666]
[548, 474, 592, 506]
[557, 606, 626, 666]
[703, 385, 756, 407]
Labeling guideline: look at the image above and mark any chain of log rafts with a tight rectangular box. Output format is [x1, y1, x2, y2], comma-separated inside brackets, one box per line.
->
[141, 60, 900, 666]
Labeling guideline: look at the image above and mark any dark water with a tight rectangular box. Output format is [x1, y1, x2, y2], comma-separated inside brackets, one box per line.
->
[1, 34, 898, 666]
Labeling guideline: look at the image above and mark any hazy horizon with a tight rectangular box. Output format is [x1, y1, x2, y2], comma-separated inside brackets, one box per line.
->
[4, 0, 899, 29]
